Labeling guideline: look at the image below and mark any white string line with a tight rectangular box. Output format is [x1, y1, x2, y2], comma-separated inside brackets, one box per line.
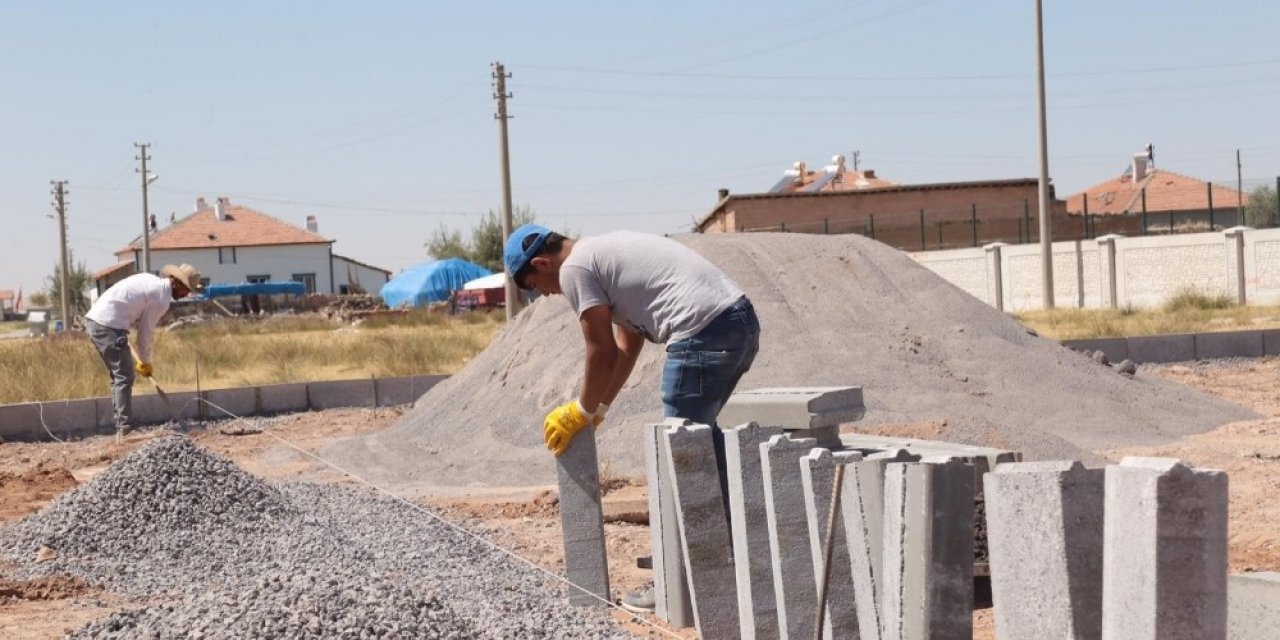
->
[28, 400, 71, 445]
[195, 398, 682, 640]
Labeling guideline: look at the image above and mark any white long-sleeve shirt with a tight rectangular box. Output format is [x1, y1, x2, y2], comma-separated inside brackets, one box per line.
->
[85, 273, 172, 362]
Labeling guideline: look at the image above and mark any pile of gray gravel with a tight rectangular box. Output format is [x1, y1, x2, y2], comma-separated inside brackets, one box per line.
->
[0, 437, 635, 639]
[326, 232, 1255, 489]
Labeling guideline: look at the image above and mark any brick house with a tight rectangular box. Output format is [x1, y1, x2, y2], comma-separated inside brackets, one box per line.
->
[93, 197, 390, 295]
[1065, 153, 1247, 231]
[695, 156, 1068, 251]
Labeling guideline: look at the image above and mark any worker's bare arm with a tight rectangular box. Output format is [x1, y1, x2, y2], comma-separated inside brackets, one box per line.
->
[578, 304, 618, 413]
[601, 324, 644, 406]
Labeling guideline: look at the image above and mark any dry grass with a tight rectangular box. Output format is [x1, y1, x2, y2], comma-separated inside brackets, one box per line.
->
[0, 310, 504, 404]
[1019, 291, 1280, 340]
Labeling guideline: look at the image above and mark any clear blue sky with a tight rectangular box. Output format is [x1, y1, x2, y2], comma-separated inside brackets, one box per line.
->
[4, 1, 1279, 298]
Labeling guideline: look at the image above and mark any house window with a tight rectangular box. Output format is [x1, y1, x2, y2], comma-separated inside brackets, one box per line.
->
[291, 273, 316, 294]
[246, 274, 270, 284]
[338, 285, 350, 295]
[218, 247, 238, 264]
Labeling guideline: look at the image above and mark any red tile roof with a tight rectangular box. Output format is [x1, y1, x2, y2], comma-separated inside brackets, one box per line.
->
[778, 169, 898, 194]
[93, 260, 136, 280]
[1066, 169, 1246, 215]
[117, 201, 331, 253]
[0, 290, 13, 301]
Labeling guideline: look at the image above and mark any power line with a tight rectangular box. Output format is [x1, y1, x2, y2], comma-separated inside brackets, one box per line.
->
[518, 54, 1280, 83]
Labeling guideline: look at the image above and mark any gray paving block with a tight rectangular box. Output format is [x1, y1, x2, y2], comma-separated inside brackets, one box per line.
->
[0, 403, 39, 439]
[761, 433, 820, 640]
[721, 387, 866, 432]
[1103, 457, 1228, 640]
[1229, 572, 1280, 640]
[556, 425, 610, 607]
[373, 374, 447, 407]
[839, 450, 920, 640]
[840, 433, 1019, 494]
[1196, 330, 1264, 360]
[94, 397, 116, 429]
[985, 461, 1104, 640]
[1262, 329, 1280, 357]
[258, 382, 308, 414]
[132, 390, 200, 424]
[799, 425, 843, 449]
[724, 422, 786, 640]
[664, 423, 741, 640]
[201, 387, 258, 420]
[800, 448, 864, 640]
[0, 400, 99, 440]
[645, 420, 694, 628]
[1062, 337, 1130, 364]
[1126, 333, 1197, 363]
[307, 379, 376, 410]
[881, 460, 975, 640]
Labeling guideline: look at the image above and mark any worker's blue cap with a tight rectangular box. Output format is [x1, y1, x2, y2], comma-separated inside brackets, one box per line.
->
[503, 223, 553, 276]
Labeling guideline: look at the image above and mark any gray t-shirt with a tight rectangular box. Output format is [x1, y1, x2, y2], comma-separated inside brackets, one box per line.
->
[559, 231, 745, 343]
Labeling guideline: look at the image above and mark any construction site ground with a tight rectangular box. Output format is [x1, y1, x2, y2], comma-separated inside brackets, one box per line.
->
[3, 358, 1280, 639]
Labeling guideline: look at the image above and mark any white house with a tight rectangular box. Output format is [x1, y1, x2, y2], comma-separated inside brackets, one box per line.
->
[93, 197, 390, 295]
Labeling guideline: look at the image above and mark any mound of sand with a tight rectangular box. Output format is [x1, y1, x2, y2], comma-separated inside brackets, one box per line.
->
[326, 233, 1253, 489]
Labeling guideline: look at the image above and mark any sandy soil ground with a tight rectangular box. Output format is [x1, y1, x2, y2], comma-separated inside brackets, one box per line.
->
[3, 359, 1279, 639]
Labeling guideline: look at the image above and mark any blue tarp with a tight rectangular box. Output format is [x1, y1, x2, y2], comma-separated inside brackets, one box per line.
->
[202, 282, 306, 298]
[380, 258, 492, 308]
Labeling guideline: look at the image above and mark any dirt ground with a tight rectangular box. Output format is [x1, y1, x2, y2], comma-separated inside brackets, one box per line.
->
[2, 359, 1280, 638]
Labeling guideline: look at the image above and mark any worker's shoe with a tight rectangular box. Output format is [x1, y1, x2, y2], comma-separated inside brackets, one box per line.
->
[620, 584, 656, 613]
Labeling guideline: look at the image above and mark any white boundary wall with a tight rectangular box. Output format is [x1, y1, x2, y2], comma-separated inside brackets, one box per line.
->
[910, 227, 1280, 312]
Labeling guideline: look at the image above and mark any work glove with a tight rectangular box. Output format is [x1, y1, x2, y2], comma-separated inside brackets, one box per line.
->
[593, 403, 609, 428]
[135, 362, 154, 378]
[543, 400, 594, 456]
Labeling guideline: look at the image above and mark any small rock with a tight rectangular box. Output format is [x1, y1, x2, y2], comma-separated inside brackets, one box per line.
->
[1116, 359, 1138, 376]
[35, 545, 57, 563]
[1091, 350, 1110, 366]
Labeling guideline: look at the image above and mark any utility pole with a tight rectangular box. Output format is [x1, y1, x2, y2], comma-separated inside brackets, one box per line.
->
[51, 180, 71, 331]
[851, 150, 861, 171]
[1034, 0, 1055, 309]
[493, 62, 518, 320]
[1237, 148, 1244, 224]
[135, 142, 152, 273]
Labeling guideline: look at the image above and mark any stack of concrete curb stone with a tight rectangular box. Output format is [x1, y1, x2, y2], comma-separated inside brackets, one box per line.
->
[612, 386, 1274, 640]
[640, 386, 1014, 640]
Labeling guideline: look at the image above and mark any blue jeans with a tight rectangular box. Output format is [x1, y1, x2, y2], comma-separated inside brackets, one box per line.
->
[661, 296, 760, 498]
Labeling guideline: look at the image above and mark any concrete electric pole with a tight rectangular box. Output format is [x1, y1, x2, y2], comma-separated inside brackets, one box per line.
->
[1034, 0, 1055, 309]
[135, 142, 153, 273]
[52, 180, 71, 331]
[493, 62, 519, 320]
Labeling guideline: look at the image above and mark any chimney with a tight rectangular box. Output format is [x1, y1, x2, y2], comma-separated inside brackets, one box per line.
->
[306, 215, 319, 233]
[863, 169, 876, 179]
[717, 188, 729, 201]
[195, 197, 207, 212]
[214, 197, 229, 221]
[1132, 153, 1149, 182]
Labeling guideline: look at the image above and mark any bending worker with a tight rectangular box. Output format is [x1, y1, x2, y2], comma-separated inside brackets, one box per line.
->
[84, 263, 203, 433]
[504, 225, 760, 611]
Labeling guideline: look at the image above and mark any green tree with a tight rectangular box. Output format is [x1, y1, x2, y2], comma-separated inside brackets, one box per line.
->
[28, 291, 50, 308]
[423, 224, 470, 262]
[1244, 185, 1280, 228]
[45, 256, 93, 322]
[425, 206, 539, 272]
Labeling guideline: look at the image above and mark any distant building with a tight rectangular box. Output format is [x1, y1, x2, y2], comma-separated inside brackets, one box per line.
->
[93, 197, 390, 295]
[1065, 151, 1247, 230]
[696, 155, 1066, 251]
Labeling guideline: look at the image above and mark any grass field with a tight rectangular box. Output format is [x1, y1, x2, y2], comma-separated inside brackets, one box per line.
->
[1017, 291, 1280, 340]
[0, 311, 504, 404]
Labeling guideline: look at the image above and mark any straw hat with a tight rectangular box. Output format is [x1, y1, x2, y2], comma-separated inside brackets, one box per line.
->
[160, 263, 204, 293]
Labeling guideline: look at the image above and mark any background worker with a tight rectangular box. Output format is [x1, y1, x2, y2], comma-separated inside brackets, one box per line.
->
[504, 224, 760, 611]
[83, 264, 203, 433]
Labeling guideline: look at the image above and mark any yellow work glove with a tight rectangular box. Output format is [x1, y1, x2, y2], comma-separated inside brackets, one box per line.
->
[135, 362, 154, 378]
[543, 400, 594, 456]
